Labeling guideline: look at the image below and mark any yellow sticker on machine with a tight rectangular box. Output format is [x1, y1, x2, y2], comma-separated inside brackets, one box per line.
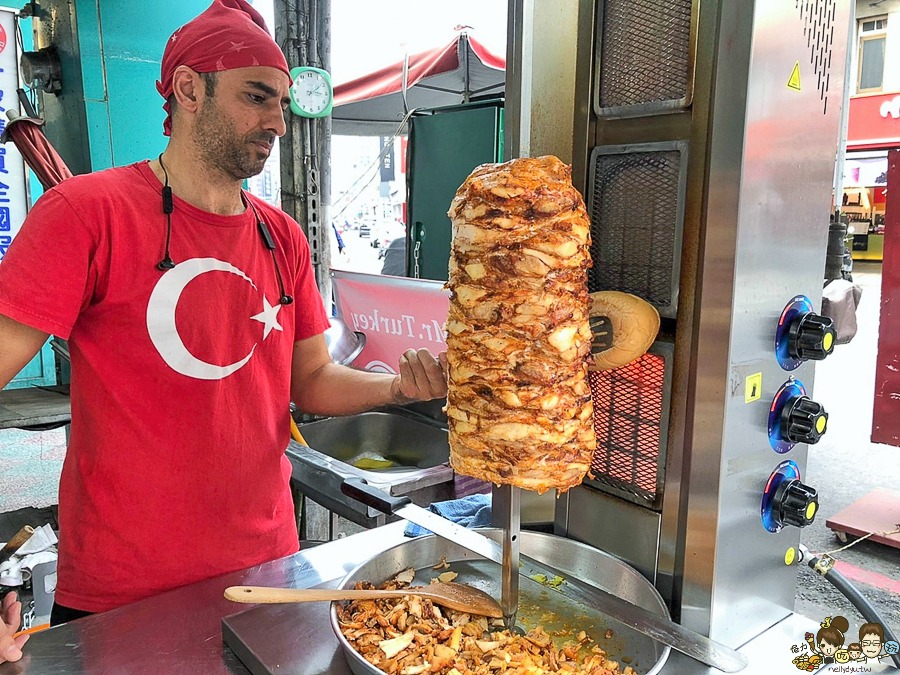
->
[784, 547, 796, 566]
[787, 61, 802, 92]
[745, 372, 763, 403]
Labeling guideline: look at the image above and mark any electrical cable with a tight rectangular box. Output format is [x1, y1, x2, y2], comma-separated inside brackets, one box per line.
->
[155, 154, 293, 304]
[799, 544, 900, 669]
[13, 17, 39, 117]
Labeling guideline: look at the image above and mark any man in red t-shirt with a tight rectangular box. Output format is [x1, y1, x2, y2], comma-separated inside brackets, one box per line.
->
[0, 0, 446, 663]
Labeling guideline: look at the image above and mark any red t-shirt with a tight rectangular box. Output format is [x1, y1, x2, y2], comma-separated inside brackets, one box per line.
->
[0, 161, 330, 612]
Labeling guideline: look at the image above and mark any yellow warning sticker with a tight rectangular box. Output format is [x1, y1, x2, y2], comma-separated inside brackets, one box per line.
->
[745, 372, 763, 403]
[787, 61, 801, 92]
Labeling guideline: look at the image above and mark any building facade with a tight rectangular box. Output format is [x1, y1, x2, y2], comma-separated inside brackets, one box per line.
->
[842, 0, 900, 257]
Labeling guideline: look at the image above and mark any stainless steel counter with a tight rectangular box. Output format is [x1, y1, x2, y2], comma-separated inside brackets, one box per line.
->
[0, 522, 409, 675]
[4, 521, 896, 674]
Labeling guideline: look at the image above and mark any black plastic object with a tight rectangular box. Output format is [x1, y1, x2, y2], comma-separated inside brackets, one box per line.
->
[590, 315, 614, 354]
[788, 312, 836, 361]
[340, 477, 411, 515]
[825, 218, 847, 281]
[20, 47, 63, 93]
[774, 479, 818, 529]
[780, 395, 828, 444]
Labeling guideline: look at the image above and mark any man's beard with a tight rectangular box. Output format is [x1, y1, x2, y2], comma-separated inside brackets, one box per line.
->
[193, 100, 273, 180]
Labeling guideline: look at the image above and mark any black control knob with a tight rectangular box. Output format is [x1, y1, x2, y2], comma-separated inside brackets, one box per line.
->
[774, 479, 819, 528]
[781, 395, 828, 444]
[788, 312, 836, 361]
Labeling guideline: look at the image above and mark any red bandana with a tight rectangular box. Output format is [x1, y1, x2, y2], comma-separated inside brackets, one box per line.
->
[156, 0, 291, 136]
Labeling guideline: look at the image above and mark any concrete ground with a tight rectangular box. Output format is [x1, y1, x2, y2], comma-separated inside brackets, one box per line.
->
[0, 427, 64, 514]
[796, 262, 900, 633]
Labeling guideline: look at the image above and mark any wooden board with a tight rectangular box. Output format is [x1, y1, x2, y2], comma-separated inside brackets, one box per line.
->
[825, 488, 900, 550]
[0, 386, 70, 430]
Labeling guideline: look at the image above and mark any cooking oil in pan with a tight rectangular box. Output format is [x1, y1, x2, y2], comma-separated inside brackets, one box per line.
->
[417, 560, 637, 671]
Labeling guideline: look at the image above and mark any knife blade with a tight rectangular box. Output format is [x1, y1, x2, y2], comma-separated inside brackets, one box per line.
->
[341, 477, 504, 560]
[340, 477, 748, 673]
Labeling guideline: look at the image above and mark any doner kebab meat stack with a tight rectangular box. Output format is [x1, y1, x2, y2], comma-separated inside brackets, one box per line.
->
[445, 156, 596, 494]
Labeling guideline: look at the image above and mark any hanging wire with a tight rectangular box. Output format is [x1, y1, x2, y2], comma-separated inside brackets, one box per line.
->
[330, 107, 417, 222]
[14, 15, 39, 117]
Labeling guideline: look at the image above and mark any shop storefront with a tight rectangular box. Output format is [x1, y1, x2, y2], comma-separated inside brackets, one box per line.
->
[844, 91, 900, 260]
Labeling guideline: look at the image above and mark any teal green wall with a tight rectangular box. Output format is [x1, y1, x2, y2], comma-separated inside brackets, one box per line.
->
[4, 0, 208, 389]
[74, 0, 210, 170]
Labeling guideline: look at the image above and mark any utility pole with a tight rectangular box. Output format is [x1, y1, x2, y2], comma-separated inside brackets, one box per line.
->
[275, 0, 332, 307]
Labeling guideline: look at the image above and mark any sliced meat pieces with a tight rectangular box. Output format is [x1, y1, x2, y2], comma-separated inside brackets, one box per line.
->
[445, 155, 595, 494]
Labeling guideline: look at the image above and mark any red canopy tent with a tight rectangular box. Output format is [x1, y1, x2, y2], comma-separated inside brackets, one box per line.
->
[332, 31, 505, 136]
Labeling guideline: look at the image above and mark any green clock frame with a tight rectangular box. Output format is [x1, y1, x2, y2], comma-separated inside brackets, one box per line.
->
[289, 66, 334, 118]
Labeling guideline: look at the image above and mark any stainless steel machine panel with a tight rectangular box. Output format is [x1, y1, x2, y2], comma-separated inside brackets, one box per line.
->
[562, 0, 850, 650]
[679, 0, 848, 646]
[557, 487, 662, 586]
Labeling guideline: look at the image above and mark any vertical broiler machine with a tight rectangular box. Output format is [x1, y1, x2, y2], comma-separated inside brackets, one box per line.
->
[543, 0, 850, 649]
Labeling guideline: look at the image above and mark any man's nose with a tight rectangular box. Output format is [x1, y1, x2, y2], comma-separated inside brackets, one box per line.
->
[265, 103, 287, 137]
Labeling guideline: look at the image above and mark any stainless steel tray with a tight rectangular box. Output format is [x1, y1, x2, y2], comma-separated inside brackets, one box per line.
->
[286, 412, 454, 529]
[297, 411, 450, 475]
[331, 529, 671, 675]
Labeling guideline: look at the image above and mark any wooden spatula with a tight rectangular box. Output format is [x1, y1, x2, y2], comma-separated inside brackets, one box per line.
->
[0, 526, 34, 566]
[224, 582, 503, 618]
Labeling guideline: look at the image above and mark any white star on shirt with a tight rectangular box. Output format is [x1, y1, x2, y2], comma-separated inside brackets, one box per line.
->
[229, 41, 248, 52]
[251, 296, 284, 340]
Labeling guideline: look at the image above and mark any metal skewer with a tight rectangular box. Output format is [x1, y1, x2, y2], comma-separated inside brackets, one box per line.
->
[495, 484, 521, 630]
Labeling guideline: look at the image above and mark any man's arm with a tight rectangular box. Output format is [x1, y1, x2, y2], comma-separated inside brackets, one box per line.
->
[290, 333, 447, 416]
[0, 313, 51, 391]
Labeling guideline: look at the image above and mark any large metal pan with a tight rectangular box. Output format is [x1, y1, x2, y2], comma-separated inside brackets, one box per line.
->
[330, 528, 671, 675]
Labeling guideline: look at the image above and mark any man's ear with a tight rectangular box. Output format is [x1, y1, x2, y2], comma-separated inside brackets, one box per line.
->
[171, 66, 202, 115]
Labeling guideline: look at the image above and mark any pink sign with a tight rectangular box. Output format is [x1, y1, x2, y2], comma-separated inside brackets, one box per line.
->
[332, 270, 449, 373]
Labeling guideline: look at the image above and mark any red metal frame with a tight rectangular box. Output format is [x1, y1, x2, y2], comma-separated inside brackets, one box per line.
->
[872, 150, 900, 445]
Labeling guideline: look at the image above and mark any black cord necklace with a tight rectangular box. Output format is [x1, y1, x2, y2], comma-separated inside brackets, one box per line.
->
[154, 154, 293, 305]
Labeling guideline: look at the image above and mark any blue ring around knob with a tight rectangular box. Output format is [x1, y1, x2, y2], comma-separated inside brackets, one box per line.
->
[768, 379, 807, 453]
[761, 460, 801, 533]
[775, 295, 814, 371]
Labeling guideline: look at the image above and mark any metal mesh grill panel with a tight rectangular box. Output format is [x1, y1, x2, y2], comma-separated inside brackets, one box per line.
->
[597, 0, 692, 111]
[588, 353, 666, 507]
[588, 150, 681, 310]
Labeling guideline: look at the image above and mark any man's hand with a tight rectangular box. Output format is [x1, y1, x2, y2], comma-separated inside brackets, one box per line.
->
[0, 592, 28, 664]
[391, 349, 448, 403]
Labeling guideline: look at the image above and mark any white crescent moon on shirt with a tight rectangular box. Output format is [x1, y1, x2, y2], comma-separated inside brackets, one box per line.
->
[146, 257, 258, 380]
